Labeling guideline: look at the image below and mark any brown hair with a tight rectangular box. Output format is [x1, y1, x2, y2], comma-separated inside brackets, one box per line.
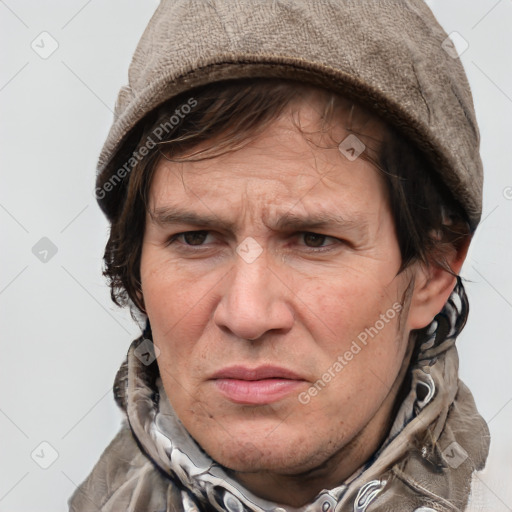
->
[100, 78, 470, 316]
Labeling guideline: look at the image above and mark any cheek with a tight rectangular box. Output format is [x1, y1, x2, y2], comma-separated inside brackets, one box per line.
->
[295, 267, 398, 343]
[295, 270, 407, 392]
[140, 251, 218, 359]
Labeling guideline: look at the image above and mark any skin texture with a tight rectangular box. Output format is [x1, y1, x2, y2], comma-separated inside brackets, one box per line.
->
[139, 91, 467, 507]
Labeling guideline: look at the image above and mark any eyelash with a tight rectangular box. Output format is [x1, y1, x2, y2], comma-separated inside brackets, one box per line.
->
[166, 231, 343, 253]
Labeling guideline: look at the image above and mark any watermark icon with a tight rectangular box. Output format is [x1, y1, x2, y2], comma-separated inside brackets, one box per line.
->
[442, 32, 469, 59]
[298, 302, 402, 404]
[338, 134, 365, 161]
[31, 32, 59, 59]
[32, 237, 58, 263]
[236, 237, 263, 264]
[442, 441, 468, 469]
[31, 441, 59, 469]
[503, 186, 512, 200]
[134, 338, 160, 365]
[94, 97, 198, 200]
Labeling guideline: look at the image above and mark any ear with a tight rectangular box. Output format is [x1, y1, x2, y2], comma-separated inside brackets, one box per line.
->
[407, 235, 471, 330]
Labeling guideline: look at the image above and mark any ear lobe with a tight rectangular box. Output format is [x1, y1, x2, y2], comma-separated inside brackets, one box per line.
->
[407, 236, 471, 331]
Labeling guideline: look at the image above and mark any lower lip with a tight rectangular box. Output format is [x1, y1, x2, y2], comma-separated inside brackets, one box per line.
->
[214, 378, 304, 405]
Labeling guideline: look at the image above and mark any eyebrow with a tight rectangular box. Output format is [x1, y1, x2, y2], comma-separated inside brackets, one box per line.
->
[149, 206, 368, 233]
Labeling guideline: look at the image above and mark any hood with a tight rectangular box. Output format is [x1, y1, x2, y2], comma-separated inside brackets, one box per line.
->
[110, 278, 490, 512]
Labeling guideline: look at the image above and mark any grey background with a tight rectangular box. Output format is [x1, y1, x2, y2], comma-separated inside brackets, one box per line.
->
[0, 1, 511, 510]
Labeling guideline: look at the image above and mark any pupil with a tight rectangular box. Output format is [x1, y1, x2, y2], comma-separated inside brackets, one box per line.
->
[184, 231, 207, 245]
[304, 233, 325, 247]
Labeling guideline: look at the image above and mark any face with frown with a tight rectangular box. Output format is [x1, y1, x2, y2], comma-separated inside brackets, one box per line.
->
[139, 90, 463, 506]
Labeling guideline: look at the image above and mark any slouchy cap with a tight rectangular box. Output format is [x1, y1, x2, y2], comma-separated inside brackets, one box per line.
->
[96, 0, 483, 230]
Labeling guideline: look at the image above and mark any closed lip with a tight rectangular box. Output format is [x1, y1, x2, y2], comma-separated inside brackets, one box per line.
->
[210, 365, 305, 381]
[210, 365, 306, 405]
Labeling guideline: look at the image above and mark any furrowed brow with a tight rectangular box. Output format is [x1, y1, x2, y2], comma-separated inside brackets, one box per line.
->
[149, 206, 368, 233]
[272, 211, 369, 234]
[149, 206, 237, 231]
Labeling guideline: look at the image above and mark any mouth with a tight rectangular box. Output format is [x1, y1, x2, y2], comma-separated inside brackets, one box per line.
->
[210, 365, 306, 405]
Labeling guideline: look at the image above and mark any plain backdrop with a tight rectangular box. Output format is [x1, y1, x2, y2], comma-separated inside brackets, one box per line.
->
[1, 1, 511, 511]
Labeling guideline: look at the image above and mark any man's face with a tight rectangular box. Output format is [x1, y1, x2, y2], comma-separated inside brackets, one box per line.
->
[140, 93, 418, 483]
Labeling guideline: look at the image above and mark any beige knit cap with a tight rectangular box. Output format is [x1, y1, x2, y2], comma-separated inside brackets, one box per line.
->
[96, 0, 483, 229]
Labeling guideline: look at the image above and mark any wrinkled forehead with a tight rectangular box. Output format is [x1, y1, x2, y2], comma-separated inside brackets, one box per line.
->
[147, 102, 392, 231]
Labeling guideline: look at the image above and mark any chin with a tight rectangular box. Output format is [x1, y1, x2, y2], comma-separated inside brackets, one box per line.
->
[199, 429, 321, 475]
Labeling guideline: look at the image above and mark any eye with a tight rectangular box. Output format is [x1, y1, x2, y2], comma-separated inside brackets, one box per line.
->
[167, 230, 212, 246]
[301, 232, 329, 247]
[299, 232, 341, 249]
[166, 230, 344, 252]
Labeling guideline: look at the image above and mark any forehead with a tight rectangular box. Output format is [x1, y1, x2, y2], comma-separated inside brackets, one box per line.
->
[147, 92, 389, 219]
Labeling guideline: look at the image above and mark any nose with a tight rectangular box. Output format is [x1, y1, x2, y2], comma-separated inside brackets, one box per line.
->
[213, 249, 294, 341]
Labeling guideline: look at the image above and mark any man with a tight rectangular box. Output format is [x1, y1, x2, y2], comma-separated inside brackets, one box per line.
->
[70, 1, 490, 510]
